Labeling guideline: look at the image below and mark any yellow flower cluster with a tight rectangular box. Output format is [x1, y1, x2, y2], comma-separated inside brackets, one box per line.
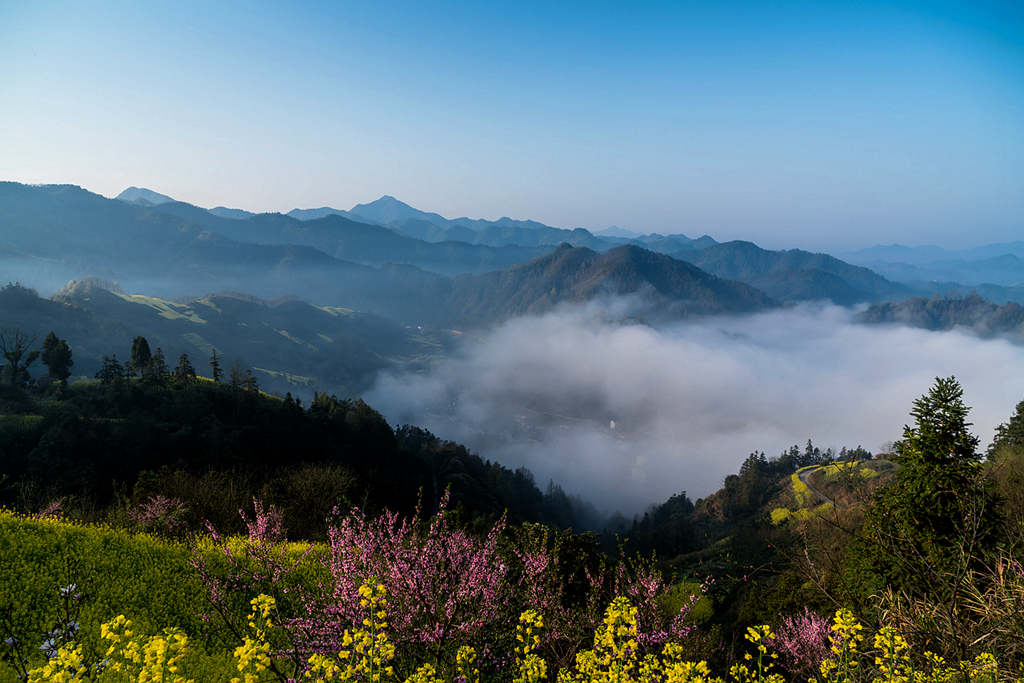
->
[729, 626, 783, 683]
[232, 595, 276, 683]
[457, 645, 480, 683]
[558, 596, 719, 683]
[26, 643, 87, 683]
[819, 609, 864, 683]
[101, 614, 192, 683]
[515, 610, 547, 683]
[813, 610, 1004, 683]
[25, 615, 191, 683]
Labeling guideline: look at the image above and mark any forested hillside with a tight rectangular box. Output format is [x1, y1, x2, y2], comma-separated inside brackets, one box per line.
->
[0, 281, 447, 398]
[440, 243, 777, 328]
[0, 371, 594, 537]
[859, 291, 1024, 339]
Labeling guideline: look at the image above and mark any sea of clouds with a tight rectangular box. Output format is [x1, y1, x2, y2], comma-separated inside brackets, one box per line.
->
[366, 297, 1024, 515]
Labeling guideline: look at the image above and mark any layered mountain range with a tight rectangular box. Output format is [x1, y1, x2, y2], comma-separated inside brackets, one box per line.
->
[2, 181, 1021, 398]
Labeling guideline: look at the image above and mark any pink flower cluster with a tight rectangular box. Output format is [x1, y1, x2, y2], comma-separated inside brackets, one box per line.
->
[766, 607, 833, 678]
[194, 492, 703, 678]
[129, 495, 188, 535]
[307, 492, 509, 658]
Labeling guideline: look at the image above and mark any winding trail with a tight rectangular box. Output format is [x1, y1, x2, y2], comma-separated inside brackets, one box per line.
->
[799, 466, 837, 507]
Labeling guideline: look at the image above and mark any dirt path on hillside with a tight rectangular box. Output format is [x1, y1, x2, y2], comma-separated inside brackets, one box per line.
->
[799, 467, 837, 507]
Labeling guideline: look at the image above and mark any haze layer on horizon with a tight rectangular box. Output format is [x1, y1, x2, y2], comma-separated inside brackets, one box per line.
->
[1, 0, 1022, 252]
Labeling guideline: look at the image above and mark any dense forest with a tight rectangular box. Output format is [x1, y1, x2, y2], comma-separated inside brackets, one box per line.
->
[0, 351, 599, 538]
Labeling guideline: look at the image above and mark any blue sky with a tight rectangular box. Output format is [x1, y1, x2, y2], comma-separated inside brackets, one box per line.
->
[1, 0, 1021, 251]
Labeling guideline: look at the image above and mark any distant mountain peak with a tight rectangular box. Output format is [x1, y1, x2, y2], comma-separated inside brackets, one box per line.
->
[595, 226, 644, 239]
[115, 187, 175, 205]
[349, 196, 451, 229]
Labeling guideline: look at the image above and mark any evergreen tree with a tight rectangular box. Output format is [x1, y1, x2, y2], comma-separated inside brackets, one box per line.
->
[209, 350, 223, 383]
[40, 331, 74, 384]
[145, 347, 170, 379]
[855, 377, 1000, 601]
[174, 353, 196, 379]
[130, 336, 152, 376]
[229, 358, 243, 389]
[243, 369, 259, 392]
[95, 355, 128, 384]
[988, 400, 1024, 458]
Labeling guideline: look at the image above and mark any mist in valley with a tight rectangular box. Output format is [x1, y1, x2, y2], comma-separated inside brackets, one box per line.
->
[366, 297, 1024, 515]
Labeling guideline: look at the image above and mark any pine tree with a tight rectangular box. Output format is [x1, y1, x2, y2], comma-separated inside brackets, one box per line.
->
[174, 353, 196, 379]
[95, 355, 128, 384]
[988, 400, 1024, 458]
[146, 347, 169, 379]
[210, 350, 223, 383]
[243, 369, 259, 392]
[855, 377, 1000, 600]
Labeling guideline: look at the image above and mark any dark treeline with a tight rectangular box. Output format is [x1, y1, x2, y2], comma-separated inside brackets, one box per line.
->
[0, 352, 600, 540]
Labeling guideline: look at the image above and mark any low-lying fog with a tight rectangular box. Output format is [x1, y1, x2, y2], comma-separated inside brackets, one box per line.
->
[365, 298, 1024, 515]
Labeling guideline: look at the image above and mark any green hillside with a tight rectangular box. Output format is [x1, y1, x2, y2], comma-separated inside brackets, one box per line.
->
[0, 281, 447, 398]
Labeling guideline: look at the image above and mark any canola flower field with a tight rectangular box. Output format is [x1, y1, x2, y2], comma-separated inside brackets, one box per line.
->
[0, 509, 1015, 683]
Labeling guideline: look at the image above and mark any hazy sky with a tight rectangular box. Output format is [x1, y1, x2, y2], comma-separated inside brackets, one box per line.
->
[1, 0, 1021, 251]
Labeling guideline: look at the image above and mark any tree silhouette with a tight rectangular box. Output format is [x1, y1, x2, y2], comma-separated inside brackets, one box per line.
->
[0, 327, 40, 387]
[130, 336, 152, 376]
[41, 331, 74, 384]
[988, 400, 1024, 459]
[95, 354, 128, 384]
[174, 353, 197, 380]
[210, 350, 223, 383]
[145, 347, 170, 380]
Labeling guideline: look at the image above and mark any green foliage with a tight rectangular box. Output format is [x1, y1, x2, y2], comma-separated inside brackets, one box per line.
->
[141, 346, 170, 383]
[209, 349, 223, 383]
[40, 331, 73, 384]
[0, 510, 204, 653]
[663, 582, 713, 625]
[989, 399, 1024, 459]
[129, 336, 151, 376]
[0, 380, 596, 535]
[172, 352, 196, 379]
[853, 377, 1001, 606]
[624, 492, 697, 559]
[397, 425, 596, 530]
[93, 355, 129, 385]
